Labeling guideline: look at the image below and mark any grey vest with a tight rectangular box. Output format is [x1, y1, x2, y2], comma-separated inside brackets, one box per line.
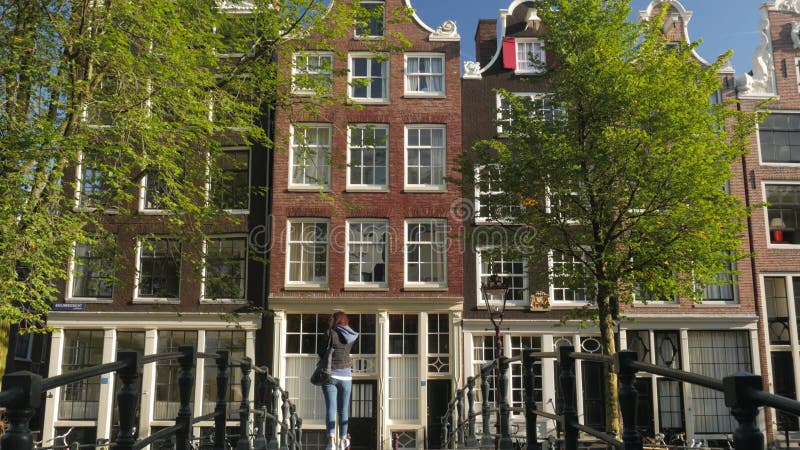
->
[330, 329, 353, 370]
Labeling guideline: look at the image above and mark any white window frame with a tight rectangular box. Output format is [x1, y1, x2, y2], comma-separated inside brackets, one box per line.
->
[289, 124, 332, 190]
[404, 219, 448, 289]
[14, 331, 34, 362]
[473, 164, 522, 224]
[475, 247, 528, 309]
[345, 219, 389, 289]
[133, 237, 182, 303]
[67, 240, 115, 303]
[347, 124, 389, 191]
[404, 125, 446, 192]
[496, 92, 560, 135]
[515, 38, 545, 75]
[291, 51, 334, 95]
[548, 249, 590, 307]
[285, 219, 330, 289]
[758, 110, 800, 166]
[201, 235, 248, 303]
[763, 181, 800, 248]
[139, 172, 170, 214]
[404, 53, 445, 97]
[208, 146, 251, 214]
[348, 52, 389, 103]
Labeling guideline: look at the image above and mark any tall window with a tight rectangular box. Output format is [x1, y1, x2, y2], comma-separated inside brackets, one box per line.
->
[204, 237, 247, 301]
[702, 261, 737, 302]
[203, 331, 246, 419]
[405, 126, 446, 189]
[142, 172, 169, 211]
[765, 276, 793, 345]
[510, 336, 543, 413]
[550, 250, 588, 302]
[474, 164, 521, 222]
[472, 336, 497, 405]
[427, 314, 449, 375]
[349, 54, 388, 102]
[346, 221, 387, 287]
[86, 77, 118, 126]
[515, 39, 545, 74]
[405, 219, 447, 287]
[388, 314, 418, 420]
[688, 331, 752, 434]
[476, 248, 527, 304]
[111, 331, 145, 436]
[292, 52, 333, 94]
[71, 240, 115, 299]
[155, 331, 197, 420]
[766, 184, 800, 244]
[759, 113, 800, 163]
[496, 92, 560, 134]
[405, 54, 444, 96]
[290, 125, 331, 188]
[137, 238, 181, 299]
[355, 0, 384, 37]
[211, 147, 250, 212]
[286, 220, 329, 286]
[348, 125, 388, 189]
[59, 330, 104, 420]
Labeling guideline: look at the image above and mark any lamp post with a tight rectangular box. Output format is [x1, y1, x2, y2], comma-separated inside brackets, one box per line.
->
[481, 273, 512, 450]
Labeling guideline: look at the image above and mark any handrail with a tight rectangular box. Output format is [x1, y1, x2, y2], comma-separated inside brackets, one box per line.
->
[750, 388, 800, 417]
[40, 360, 127, 391]
[627, 360, 725, 391]
[569, 351, 613, 364]
[572, 421, 622, 449]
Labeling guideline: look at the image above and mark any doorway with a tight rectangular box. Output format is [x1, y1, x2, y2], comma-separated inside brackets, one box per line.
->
[427, 380, 451, 449]
[349, 380, 377, 450]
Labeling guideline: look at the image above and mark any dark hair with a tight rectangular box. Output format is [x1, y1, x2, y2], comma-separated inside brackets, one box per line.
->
[330, 311, 349, 328]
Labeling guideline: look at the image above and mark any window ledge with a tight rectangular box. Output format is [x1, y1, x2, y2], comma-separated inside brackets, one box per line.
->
[550, 301, 591, 309]
[767, 243, 800, 249]
[354, 36, 384, 41]
[344, 286, 389, 292]
[133, 298, 180, 304]
[348, 98, 390, 105]
[403, 285, 448, 292]
[288, 185, 331, 193]
[284, 285, 329, 291]
[346, 186, 389, 193]
[200, 299, 248, 304]
[693, 302, 739, 308]
[514, 69, 546, 76]
[631, 302, 680, 308]
[403, 93, 445, 99]
[404, 186, 447, 193]
[139, 209, 172, 215]
[66, 297, 113, 304]
[223, 209, 250, 215]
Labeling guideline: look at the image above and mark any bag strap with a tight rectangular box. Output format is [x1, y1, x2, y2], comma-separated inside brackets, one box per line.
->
[325, 331, 334, 371]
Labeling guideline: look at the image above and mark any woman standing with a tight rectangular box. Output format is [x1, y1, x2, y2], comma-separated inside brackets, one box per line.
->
[322, 311, 359, 450]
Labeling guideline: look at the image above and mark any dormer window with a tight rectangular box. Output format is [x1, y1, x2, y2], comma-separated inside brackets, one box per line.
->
[503, 38, 545, 75]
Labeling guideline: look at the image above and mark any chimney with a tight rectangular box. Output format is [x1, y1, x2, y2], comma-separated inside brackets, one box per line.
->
[475, 19, 498, 68]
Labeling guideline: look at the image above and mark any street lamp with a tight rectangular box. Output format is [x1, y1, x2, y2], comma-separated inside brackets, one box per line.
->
[481, 273, 510, 357]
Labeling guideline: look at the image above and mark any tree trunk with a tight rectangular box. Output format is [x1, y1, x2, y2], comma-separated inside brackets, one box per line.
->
[0, 321, 11, 390]
[597, 294, 621, 436]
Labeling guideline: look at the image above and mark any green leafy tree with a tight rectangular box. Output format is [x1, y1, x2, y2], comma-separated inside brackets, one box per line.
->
[467, 0, 757, 433]
[0, 0, 393, 331]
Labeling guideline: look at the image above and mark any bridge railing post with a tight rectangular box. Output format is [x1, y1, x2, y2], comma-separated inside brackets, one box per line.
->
[615, 350, 642, 450]
[0, 371, 42, 450]
[115, 351, 141, 450]
[466, 376, 478, 448]
[288, 403, 297, 450]
[268, 379, 280, 450]
[214, 350, 230, 450]
[497, 356, 512, 450]
[176, 346, 196, 450]
[723, 372, 764, 450]
[522, 349, 540, 450]
[456, 389, 465, 446]
[279, 390, 290, 450]
[479, 366, 493, 448]
[559, 345, 578, 450]
[238, 357, 253, 450]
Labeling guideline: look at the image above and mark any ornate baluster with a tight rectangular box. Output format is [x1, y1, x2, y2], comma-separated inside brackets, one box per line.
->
[466, 376, 478, 447]
[253, 406, 268, 450]
[238, 357, 253, 450]
[215, 351, 230, 450]
[615, 350, 642, 450]
[0, 372, 42, 450]
[723, 373, 764, 450]
[279, 390, 290, 450]
[479, 368, 493, 448]
[268, 380, 280, 450]
[115, 352, 141, 450]
[294, 417, 303, 450]
[176, 346, 196, 450]
[522, 349, 540, 450]
[558, 345, 578, 450]
[497, 356, 512, 450]
[288, 403, 297, 450]
[451, 401, 458, 448]
[441, 415, 448, 449]
[456, 389, 464, 446]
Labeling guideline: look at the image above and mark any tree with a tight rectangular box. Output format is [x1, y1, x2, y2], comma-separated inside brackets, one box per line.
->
[466, 0, 757, 434]
[0, 0, 380, 331]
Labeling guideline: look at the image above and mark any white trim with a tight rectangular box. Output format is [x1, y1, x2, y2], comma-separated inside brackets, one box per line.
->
[403, 218, 448, 289]
[757, 111, 800, 167]
[285, 218, 330, 289]
[200, 234, 249, 303]
[637, 0, 710, 66]
[346, 124, 389, 191]
[403, 124, 447, 192]
[345, 219, 389, 289]
[474, 246, 529, 309]
[139, 172, 169, 214]
[354, 0, 386, 39]
[291, 51, 334, 96]
[513, 38, 546, 75]
[348, 52, 390, 103]
[547, 249, 590, 306]
[763, 180, 800, 248]
[208, 146, 252, 214]
[65, 240, 114, 303]
[403, 53, 446, 97]
[133, 237, 181, 303]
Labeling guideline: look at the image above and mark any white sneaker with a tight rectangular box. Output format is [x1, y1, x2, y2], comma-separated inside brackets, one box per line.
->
[326, 443, 335, 450]
[339, 438, 350, 450]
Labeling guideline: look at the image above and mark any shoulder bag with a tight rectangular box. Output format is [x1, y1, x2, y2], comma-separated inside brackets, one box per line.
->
[310, 332, 333, 386]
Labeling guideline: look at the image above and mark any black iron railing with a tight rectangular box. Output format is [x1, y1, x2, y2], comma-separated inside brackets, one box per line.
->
[0, 346, 303, 450]
[442, 345, 800, 450]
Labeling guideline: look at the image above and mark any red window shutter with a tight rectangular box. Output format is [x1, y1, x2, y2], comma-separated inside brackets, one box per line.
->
[502, 37, 516, 70]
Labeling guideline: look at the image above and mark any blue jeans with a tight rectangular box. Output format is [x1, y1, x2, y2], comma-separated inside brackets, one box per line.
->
[321, 378, 352, 439]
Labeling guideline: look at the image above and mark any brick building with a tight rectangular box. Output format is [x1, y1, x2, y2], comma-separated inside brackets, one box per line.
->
[460, 0, 761, 444]
[266, 1, 463, 449]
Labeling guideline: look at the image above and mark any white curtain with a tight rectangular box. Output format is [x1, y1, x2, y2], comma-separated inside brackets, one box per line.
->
[389, 356, 419, 420]
[286, 356, 326, 421]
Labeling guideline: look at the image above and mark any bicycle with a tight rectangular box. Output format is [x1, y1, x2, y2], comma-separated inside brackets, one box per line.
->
[33, 427, 74, 450]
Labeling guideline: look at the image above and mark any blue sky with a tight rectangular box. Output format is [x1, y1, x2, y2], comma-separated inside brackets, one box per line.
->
[412, 0, 762, 76]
